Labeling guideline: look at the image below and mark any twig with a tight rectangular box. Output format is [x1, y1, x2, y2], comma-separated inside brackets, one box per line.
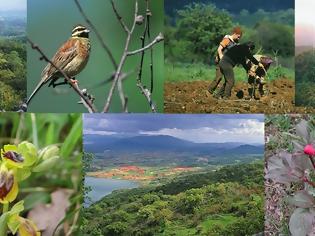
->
[103, 0, 163, 112]
[308, 155, 315, 170]
[74, 0, 118, 69]
[126, 33, 164, 56]
[137, 81, 156, 112]
[145, 0, 154, 93]
[117, 78, 128, 112]
[103, 0, 139, 112]
[27, 37, 97, 113]
[110, 0, 129, 33]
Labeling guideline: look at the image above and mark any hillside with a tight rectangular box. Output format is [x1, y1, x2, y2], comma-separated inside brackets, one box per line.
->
[165, 0, 293, 15]
[295, 46, 314, 56]
[85, 134, 263, 167]
[82, 162, 264, 235]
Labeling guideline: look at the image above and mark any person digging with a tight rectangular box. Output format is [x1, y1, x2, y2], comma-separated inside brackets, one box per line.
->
[215, 41, 264, 100]
[208, 26, 242, 95]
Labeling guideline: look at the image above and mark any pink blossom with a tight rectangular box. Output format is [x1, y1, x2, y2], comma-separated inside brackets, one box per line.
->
[304, 144, 315, 156]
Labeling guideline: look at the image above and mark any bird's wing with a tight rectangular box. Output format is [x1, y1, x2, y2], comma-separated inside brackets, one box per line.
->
[41, 38, 79, 82]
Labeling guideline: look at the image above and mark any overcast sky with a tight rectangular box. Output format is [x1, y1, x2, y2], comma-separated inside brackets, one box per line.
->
[296, 0, 315, 46]
[83, 114, 264, 144]
[0, 0, 26, 11]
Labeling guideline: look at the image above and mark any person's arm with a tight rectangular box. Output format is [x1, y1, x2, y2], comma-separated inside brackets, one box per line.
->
[245, 48, 260, 65]
[217, 45, 224, 60]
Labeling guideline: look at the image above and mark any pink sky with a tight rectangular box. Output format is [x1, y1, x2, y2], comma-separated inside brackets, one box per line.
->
[296, 24, 315, 46]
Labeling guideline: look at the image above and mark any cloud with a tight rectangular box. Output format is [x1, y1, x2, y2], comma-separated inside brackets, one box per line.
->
[83, 117, 109, 129]
[139, 119, 264, 144]
[84, 129, 117, 135]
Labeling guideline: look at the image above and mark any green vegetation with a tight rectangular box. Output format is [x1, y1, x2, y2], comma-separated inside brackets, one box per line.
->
[165, 3, 294, 82]
[295, 50, 315, 107]
[166, 63, 294, 82]
[82, 162, 264, 235]
[0, 38, 26, 110]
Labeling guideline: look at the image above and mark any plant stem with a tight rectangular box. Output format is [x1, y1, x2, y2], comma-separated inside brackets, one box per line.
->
[303, 176, 315, 188]
[2, 203, 8, 213]
[309, 155, 315, 170]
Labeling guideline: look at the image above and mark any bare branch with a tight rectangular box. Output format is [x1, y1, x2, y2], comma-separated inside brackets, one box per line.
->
[137, 81, 156, 112]
[74, 0, 118, 69]
[127, 33, 164, 56]
[103, 1, 139, 112]
[110, 0, 129, 33]
[27, 37, 97, 113]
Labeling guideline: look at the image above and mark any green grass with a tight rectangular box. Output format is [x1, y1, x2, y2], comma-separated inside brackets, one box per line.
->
[165, 63, 294, 82]
[201, 214, 238, 230]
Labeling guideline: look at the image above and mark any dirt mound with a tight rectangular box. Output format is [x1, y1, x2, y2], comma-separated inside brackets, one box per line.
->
[164, 79, 315, 113]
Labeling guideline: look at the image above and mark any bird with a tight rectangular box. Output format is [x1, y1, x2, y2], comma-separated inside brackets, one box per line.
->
[26, 24, 91, 105]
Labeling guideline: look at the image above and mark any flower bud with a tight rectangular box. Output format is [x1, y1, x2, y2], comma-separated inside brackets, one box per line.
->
[304, 144, 315, 156]
[32, 156, 60, 172]
[38, 145, 59, 160]
[135, 15, 144, 25]
[18, 217, 40, 236]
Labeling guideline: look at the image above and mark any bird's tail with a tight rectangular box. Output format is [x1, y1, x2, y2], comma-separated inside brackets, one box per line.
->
[26, 80, 45, 105]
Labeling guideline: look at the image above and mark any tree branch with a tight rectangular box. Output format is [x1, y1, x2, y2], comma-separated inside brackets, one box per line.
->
[110, 0, 130, 33]
[136, 81, 156, 112]
[74, 0, 118, 69]
[103, 0, 139, 112]
[27, 37, 97, 113]
[127, 33, 164, 56]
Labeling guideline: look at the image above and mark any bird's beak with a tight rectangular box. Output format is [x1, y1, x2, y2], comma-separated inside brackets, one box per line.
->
[85, 29, 90, 33]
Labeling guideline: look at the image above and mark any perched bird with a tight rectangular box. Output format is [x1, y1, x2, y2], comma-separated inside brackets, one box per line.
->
[27, 24, 91, 105]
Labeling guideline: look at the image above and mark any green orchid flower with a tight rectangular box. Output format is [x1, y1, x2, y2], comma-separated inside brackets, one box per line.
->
[0, 164, 18, 204]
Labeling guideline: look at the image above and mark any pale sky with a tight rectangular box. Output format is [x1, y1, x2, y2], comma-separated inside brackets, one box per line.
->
[296, 0, 315, 25]
[296, 0, 315, 46]
[0, 0, 26, 11]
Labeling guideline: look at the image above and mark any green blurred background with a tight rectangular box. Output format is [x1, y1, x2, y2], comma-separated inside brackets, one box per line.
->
[27, 0, 164, 113]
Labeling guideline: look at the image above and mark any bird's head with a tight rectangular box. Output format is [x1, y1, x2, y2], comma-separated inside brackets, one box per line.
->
[71, 25, 90, 38]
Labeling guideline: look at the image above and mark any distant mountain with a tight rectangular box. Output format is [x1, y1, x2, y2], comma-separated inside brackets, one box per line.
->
[165, 0, 294, 16]
[296, 46, 314, 56]
[84, 134, 263, 155]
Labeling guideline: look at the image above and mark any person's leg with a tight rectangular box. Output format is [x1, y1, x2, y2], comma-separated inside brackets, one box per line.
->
[220, 61, 234, 98]
[208, 64, 222, 93]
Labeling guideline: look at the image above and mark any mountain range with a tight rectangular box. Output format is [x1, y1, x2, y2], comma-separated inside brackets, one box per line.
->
[84, 134, 263, 155]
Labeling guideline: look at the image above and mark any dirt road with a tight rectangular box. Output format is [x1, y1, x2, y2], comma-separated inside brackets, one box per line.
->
[164, 78, 315, 113]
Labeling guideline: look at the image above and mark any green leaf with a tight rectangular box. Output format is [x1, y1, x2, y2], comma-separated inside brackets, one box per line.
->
[33, 156, 60, 172]
[60, 117, 82, 158]
[23, 192, 51, 211]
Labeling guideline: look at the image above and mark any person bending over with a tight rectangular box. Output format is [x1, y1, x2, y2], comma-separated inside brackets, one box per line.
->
[218, 41, 264, 99]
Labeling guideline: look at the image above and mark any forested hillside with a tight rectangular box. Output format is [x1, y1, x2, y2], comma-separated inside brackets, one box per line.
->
[0, 38, 26, 110]
[82, 162, 264, 235]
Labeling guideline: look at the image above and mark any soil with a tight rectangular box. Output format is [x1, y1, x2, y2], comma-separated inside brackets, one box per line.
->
[164, 78, 315, 113]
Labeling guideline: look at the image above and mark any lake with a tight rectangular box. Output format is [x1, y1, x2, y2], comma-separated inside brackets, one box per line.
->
[84, 177, 139, 207]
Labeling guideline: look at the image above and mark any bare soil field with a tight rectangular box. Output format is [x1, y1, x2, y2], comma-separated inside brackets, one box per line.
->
[164, 78, 315, 113]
